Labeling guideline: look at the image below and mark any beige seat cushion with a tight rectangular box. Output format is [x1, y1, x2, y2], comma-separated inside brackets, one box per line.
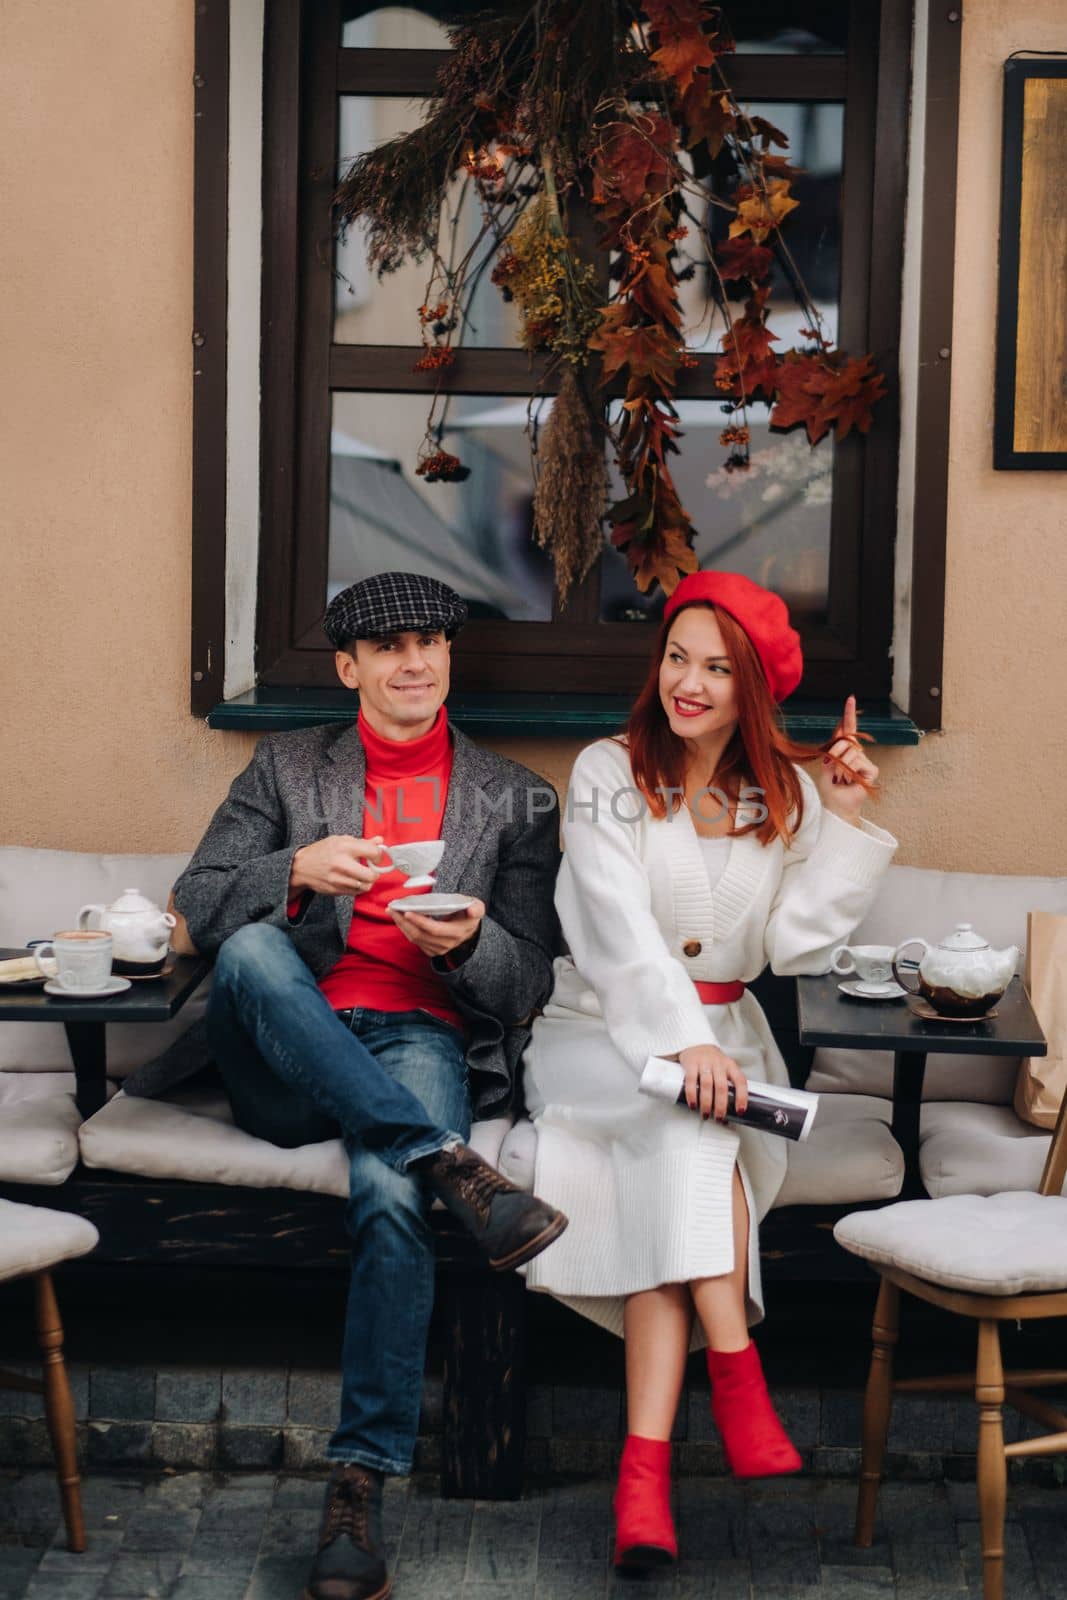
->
[919, 1101, 1060, 1198]
[497, 1097, 905, 1209]
[773, 1093, 904, 1207]
[78, 1086, 512, 1198]
[0, 1199, 99, 1283]
[835, 1191, 1067, 1295]
[807, 1046, 1018, 1106]
[0, 1097, 82, 1186]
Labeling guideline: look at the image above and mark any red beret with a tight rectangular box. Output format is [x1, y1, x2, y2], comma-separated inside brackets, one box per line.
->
[663, 571, 803, 704]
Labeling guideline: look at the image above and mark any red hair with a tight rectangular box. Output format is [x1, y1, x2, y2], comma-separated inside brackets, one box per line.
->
[620, 602, 831, 848]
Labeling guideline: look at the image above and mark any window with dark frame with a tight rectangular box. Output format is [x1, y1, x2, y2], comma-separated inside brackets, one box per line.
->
[194, 0, 961, 734]
[254, 0, 910, 704]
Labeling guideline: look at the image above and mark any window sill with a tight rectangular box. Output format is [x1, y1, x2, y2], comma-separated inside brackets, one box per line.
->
[208, 688, 924, 744]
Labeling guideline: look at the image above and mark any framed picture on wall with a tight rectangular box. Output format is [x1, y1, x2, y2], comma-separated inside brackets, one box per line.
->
[994, 58, 1067, 470]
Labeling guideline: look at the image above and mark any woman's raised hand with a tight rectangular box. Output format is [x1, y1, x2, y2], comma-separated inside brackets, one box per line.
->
[814, 694, 879, 821]
[677, 1044, 748, 1122]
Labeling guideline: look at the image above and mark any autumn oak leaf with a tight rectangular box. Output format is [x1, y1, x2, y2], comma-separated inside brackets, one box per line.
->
[588, 320, 681, 390]
[715, 236, 773, 283]
[680, 83, 736, 156]
[642, 0, 719, 92]
[728, 179, 799, 244]
[803, 354, 888, 442]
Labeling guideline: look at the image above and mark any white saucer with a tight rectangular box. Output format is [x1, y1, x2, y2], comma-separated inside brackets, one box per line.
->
[838, 979, 906, 1001]
[387, 893, 475, 920]
[44, 977, 133, 999]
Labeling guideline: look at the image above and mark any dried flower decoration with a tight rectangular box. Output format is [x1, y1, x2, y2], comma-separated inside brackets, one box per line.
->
[333, 0, 886, 598]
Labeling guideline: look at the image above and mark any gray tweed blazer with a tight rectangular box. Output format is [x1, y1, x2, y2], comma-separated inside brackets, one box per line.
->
[124, 719, 561, 1117]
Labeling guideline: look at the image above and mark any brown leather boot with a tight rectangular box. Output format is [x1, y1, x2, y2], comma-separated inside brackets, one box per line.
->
[303, 1463, 390, 1600]
[419, 1140, 568, 1271]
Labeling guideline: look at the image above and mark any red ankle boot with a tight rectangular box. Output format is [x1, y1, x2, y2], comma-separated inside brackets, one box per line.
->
[706, 1341, 802, 1479]
[613, 1435, 677, 1569]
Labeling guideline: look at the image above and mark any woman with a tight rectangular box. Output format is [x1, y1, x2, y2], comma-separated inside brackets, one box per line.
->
[522, 570, 898, 1568]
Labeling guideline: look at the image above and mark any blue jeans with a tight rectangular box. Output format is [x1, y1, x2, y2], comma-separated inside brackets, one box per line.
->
[206, 923, 471, 1474]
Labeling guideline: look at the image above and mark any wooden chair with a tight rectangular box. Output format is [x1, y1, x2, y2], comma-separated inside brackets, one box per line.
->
[0, 1199, 99, 1551]
[834, 1091, 1067, 1600]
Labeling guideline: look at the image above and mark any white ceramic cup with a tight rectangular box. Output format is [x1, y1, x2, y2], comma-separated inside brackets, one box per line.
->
[830, 943, 896, 985]
[378, 839, 445, 888]
[34, 930, 114, 990]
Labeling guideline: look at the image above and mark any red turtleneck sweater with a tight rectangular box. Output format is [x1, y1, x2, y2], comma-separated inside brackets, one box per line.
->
[291, 707, 464, 1030]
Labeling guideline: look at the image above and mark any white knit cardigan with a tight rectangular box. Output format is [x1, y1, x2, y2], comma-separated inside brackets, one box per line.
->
[522, 735, 899, 1338]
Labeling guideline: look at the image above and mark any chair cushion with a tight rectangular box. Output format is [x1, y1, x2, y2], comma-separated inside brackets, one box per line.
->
[919, 1101, 1060, 1198]
[834, 1191, 1067, 1294]
[0, 847, 208, 1075]
[0, 1096, 82, 1187]
[78, 1086, 512, 1198]
[0, 1199, 99, 1283]
[496, 1097, 905, 1209]
[807, 1046, 1019, 1106]
[772, 1093, 904, 1207]
[847, 862, 1067, 955]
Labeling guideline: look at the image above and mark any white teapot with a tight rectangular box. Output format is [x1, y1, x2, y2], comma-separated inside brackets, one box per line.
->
[78, 889, 177, 976]
[891, 922, 1020, 1017]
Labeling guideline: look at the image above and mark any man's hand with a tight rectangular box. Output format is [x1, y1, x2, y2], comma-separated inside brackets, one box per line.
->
[677, 1044, 748, 1122]
[166, 893, 200, 957]
[289, 835, 387, 898]
[391, 898, 486, 961]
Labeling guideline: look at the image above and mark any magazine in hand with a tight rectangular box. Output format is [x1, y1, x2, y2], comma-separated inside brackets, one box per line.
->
[639, 1055, 819, 1142]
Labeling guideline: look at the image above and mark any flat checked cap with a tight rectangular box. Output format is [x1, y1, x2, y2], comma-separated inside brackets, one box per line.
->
[322, 572, 468, 648]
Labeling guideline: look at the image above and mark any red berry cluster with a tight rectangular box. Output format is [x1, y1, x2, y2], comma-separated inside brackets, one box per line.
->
[491, 252, 519, 284]
[416, 451, 470, 483]
[719, 424, 750, 447]
[413, 346, 456, 373]
[419, 301, 449, 324]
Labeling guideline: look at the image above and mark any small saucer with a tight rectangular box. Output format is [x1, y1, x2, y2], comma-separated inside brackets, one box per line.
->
[124, 963, 176, 982]
[838, 979, 907, 1001]
[44, 977, 133, 999]
[906, 995, 999, 1023]
[387, 893, 475, 920]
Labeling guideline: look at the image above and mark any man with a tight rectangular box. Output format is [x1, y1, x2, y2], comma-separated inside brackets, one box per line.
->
[168, 572, 565, 1600]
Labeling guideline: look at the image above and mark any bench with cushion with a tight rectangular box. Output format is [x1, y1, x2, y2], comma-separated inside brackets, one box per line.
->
[2, 845, 1064, 1495]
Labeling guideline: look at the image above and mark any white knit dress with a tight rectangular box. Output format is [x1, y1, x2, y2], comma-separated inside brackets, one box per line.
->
[522, 737, 898, 1342]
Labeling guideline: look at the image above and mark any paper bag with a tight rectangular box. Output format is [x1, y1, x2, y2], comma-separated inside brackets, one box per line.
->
[1015, 910, 1067, 1129]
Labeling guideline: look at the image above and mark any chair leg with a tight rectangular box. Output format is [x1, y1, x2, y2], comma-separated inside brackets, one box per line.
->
[855, 1276, 899, 1547]
[976, 1320, 1006, 1600]
[33, 1272, 85, 1554]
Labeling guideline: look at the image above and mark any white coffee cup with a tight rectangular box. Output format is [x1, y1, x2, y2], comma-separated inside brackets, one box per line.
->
[377, 839, 445, 889]
[831, 943, 895, 985]
[35, 930, 113, 990]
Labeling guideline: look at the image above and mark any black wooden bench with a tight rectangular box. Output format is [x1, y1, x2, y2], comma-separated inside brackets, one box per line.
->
[0, 972, 879, 1501]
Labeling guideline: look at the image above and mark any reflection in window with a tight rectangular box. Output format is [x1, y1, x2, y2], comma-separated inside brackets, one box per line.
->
[600, 400, 833, 624]
[334, 97, 523, 348]
[677, 101, 843, 347]
[341, 3, 848, 54]
[329, 393, 554, 621]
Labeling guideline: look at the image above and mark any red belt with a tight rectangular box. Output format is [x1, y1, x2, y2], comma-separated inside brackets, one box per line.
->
[695, 980, 746, 1004]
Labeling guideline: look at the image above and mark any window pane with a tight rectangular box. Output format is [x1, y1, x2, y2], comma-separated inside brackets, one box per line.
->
[599, 400, 833, 624]
[341, 3, 847, 53]
[731, 2, 848, 53]
[329, 392, 554, 620]
[678, 101, 843, 339]
[334, 97, 523, 347]
[342, 5, 460, 47]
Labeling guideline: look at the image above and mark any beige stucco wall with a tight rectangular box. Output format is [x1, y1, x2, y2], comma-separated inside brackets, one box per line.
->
[3, 0, 1065, 873]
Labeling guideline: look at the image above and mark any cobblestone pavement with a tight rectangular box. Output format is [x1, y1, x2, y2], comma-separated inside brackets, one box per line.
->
[0, 1469, 1062, 1598]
